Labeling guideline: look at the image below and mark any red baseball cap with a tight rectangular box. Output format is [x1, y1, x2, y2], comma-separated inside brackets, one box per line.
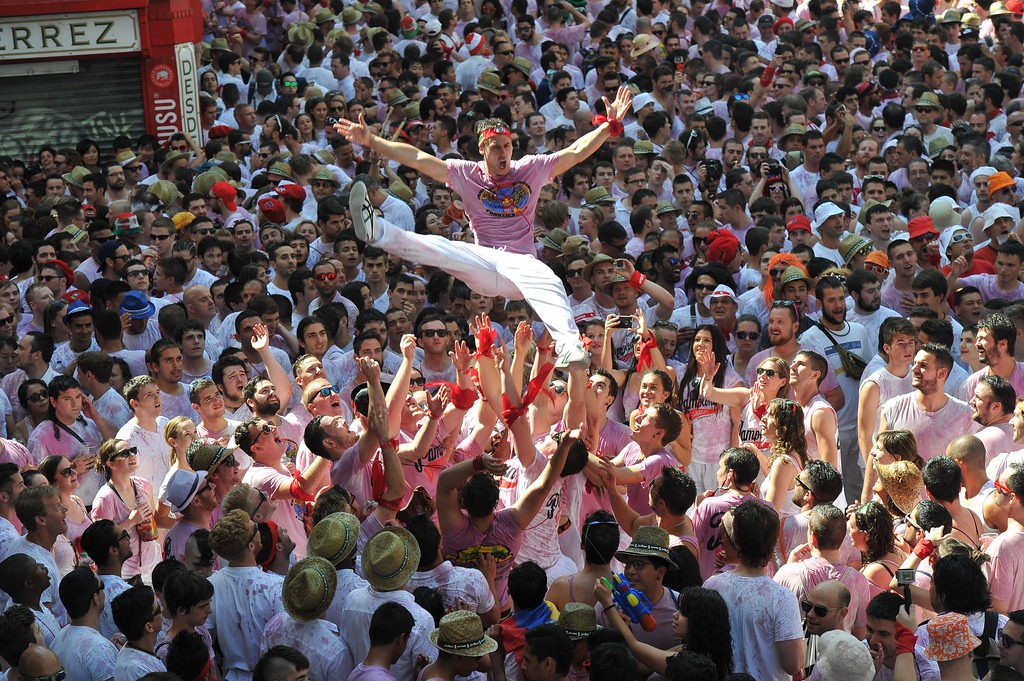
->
[786, 215, 812, 233]
[257, 196, 286, 223]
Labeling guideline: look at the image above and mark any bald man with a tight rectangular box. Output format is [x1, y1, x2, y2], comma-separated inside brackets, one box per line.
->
[18, 644, 63, 681]
[803, 580, 851, 676]
[946, 434, 997, 533]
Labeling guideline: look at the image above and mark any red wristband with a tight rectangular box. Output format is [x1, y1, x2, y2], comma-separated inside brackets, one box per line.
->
[592, 114, 624, 137]
[385, 438, 400, 450]
[913, 538, 934, 560]
[289, 476, 317, 503]
[629, 270, 647, 289]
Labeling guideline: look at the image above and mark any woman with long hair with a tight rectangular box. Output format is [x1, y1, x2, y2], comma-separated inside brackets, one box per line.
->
[595, 584, 734, 679]
[849, 500, 906, 595]
[696, 352, 791, 459]
[90, 439, 166, 584]
[14, 379, 50, 445]
[38, 455, 93, 576]
[869, 429, 925, 470]
[76, 139, 101, 173]
[678, 324, 743, 493]
[759, 398, 808, 514]
[305, 96, 330, 148]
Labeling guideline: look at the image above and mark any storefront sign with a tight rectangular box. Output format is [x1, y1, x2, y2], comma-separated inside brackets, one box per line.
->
[0, 11, 140, 61]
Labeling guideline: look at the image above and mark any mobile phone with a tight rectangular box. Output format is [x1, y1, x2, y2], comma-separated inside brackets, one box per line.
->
[611, 315, 635, 329]
[895, 569, 915, 586]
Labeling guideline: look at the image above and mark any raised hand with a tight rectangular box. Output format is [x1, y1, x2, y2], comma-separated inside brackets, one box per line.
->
[251, 322, 270, 351]
[358, 356, 381, 383]
[427, 385, 450, 418]
[332, 111, 373, 147]
[450, 340, 472, 373]
[400, 333, 417, 361]
[603, 86, 634, 122]
[514, 321, 533, 354]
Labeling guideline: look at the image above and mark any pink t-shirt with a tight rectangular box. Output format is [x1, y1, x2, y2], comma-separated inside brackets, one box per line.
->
[242, 464, 309, 559]
[880, 393, 981, 461]
[692, 492, 757, 580]
[619, 443, 677, 517]
[988, 528, 1024, 611]
[445, 155, 560, 256]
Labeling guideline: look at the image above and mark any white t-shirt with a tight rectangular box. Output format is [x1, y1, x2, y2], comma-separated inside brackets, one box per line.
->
[51, 624, 118, 681]
[702, 573, 804, 681]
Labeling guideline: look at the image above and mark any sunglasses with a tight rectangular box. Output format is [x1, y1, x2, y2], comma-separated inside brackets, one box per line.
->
[126, 269, 149, 278]
[252, 422, 276, 442]
[193, 228, 215, 236]
[112, 447, 139, 460]
[410, 377, 426, 387]
[0, 316, 12, 325]
[871, 126, 886, 132]
[315, 386, 339, 399]
[756, 367, 779, 378]
[567, 268, 585, 278]
[152, 233, 172, 241]
[624, 558, 654, 570]
[25, 670, 65, 681]
[421, 328, 449, 338]
[736, 331, 760, 340]
[282, 80, 298, 87]
[26, 390, 48, 403]
[252, 488, 268, 520]
[550, 384, 567, 395]
[949, 232, 973, 244]
[37, 275, 62, 282]
[994, 478, 1015, 497]
[800, 600, 836, 617]
[58, 465, 75, 477]
[315, 272, 338, 281]
[1002, 633, 1024, 649]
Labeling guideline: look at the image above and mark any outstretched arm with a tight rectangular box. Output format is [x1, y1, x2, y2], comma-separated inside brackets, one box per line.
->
[333, 113, 449, 185]
[551, 87, 633, 176]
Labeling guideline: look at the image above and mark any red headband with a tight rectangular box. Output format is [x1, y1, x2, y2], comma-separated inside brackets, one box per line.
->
[479, 126, 512, 145]
[257, 520, 279, 570]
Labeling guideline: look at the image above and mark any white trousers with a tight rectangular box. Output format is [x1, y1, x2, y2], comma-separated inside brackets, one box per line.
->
[374, 218, 581, 352]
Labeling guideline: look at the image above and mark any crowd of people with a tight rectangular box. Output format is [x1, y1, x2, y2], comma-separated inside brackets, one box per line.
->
[7, 0, 1024, 679]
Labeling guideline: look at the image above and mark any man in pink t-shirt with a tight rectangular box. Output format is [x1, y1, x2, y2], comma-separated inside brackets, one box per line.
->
[692, 447, 760, 580]
[333, 89, 634, 367]
[988, 467, 1024, 613]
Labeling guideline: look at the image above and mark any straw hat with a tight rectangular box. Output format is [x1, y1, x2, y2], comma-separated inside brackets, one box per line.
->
[557, 603, 601, 641]
[186, 443, 232, 473]
[539, 228, 570, 251]
[362, 526, 420, 591]
[614, 526, 677, 567]
[283, 556, 337, 622]
[583, 253, 614, 280]
[62, 165, 91, 189]
[584, 186, 615, 204]
[309, 512, 361, 566]
[428, 610, 498, 656]
[875, 460, 923, 515]
[924, 613, 982, 662]
[839, 234, 873, 265]
[631, 34, 659, 58]
[779, 265, 812, 287]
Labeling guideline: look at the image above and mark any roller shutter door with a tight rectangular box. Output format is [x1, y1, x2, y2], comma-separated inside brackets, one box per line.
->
[0, 56, 146, 159]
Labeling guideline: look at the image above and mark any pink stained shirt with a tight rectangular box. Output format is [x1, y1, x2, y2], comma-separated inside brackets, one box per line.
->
[880, 393, 981, 461]
[987, 527, 1024, 611]
[445, 154, 561, 256]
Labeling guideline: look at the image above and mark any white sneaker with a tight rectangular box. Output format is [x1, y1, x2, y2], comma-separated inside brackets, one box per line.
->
[554, 343, 589, 369]
[349, 181, 378, 243]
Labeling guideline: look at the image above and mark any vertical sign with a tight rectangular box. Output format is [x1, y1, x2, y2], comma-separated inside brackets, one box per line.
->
[175, 43, 200, 142]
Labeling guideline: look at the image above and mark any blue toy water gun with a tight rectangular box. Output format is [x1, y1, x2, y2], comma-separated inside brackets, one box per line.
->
[602, 572, 657, 631]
